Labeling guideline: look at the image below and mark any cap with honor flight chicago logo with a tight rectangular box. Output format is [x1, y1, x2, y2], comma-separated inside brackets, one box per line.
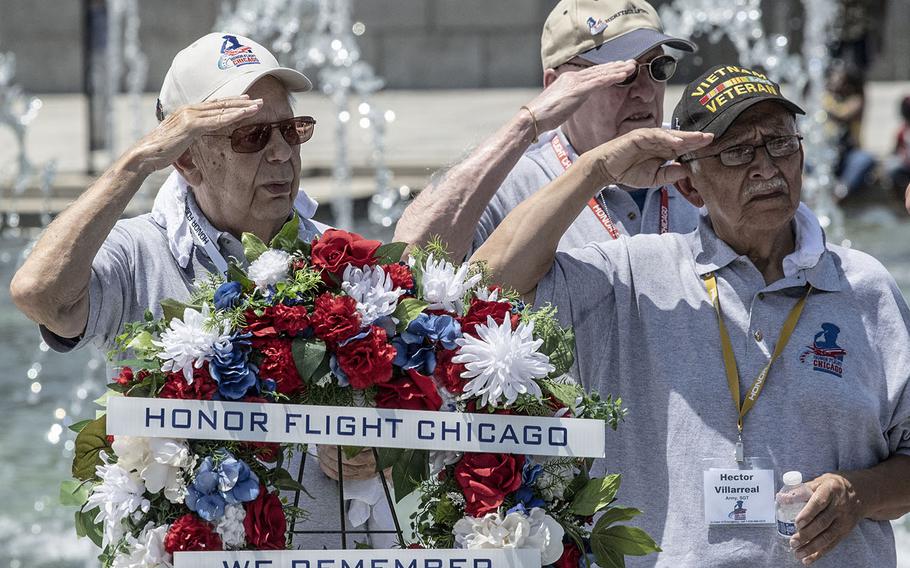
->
[156, 32, 312, 121]
[671, 64, 805, 136]
[540, 0, 696, 70]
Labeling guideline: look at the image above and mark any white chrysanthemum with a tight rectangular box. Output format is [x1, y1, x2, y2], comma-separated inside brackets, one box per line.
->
[247, 249, 291, 291]
[453, 316, 554, 407]
[112, 437, 193, 504]
[472, 286, 501, 302]
[86, 457, 150, 548]
[153, 304, 230, 383]
[216, 504, 247, 549]
[421, 253, 483, 312]
[342, 264, 406, 326]
[111, 522, 172, 568]
[453, 509, 564, 565]
[429, 450, 462, 476]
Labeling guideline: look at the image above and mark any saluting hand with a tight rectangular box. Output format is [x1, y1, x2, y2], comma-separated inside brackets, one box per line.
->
[129, 95, 263, 176]
[583, 127, 714, 190]
[525, 60, 637, 133]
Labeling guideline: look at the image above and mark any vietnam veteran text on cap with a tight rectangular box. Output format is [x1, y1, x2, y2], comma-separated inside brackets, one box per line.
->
[540, 0, 695, 70]
[671, 64, 805, 137]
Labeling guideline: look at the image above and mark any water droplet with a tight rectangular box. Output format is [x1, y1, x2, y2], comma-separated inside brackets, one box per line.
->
[64, 440, 75, 451]
[26, 368, 38, 380]
[352, 22, 366, 36]
[358, 102, 371, 115]
[54, 408, 66, 419]
[30, 524, 41, 535]
[76, 388, 88, 400]
[384, 110, 396, 123]
[33, 500, 45, 512]
[359, 117, 371, 129]
[30, 382, 41, 394]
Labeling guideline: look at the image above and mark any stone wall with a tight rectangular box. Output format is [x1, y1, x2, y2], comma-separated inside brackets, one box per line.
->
[1, 0, 908, 93]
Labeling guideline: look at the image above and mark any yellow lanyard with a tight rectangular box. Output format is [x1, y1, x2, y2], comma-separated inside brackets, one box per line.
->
[702, 273, 812, 462]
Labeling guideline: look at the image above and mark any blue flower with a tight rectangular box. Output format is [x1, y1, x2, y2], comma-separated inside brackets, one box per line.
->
[508, 460, 545, 513]
[214, 281, 244, 310]
[522, 460, 543, 486]
[217, 453, 260, 505]
[185, 457, 227, 522]
[186, 451, 260, 520]
[209, 333, 259, 400]
[392, 313, 462, 374]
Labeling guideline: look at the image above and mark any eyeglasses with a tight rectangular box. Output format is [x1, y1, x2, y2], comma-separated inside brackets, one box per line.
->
[562, 54, 678, 86]
[203, 116, 316, 153]
[679, 135, 803, 167]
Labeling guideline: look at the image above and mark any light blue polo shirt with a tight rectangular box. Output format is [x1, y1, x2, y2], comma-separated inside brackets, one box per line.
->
[470, 127, 700, 255]
[535, 207, 910, 567]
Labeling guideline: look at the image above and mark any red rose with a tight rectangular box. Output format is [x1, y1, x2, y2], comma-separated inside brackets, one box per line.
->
[554, 542, 583, 568]
[159, 365, 218, 400]
[311, 229, 381, 282]
[254, 337, 303, 395]
[335, 326, 397, 389]
[384, 263, 414, 291]
[244, 308, 279, 338]
[244, 441, 281, 463]
[243, 485, 287, 550]
[434, 349, 468, 394]
[460, 298, 519, 337]
[270, 304, 310, 336]
[375, 369, 443, 411]
[164, 513, 223, 552]
[310, 293, 362, 345]
[115, 367, 134, 386]
[454, 453, 525, 516]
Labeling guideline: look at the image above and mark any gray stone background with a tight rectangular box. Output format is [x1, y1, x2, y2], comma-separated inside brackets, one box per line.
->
[2, 0, 910, 93]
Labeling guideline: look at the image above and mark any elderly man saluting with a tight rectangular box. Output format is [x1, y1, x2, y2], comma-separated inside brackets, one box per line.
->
[10, 33, 392, 548]
[473, 64, 910, 566]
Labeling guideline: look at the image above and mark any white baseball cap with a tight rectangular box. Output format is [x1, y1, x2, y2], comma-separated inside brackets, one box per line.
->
[156, 32, 312, 120]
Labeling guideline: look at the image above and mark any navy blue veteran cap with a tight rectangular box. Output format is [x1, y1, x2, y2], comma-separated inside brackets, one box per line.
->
[671, 64, 805, 136]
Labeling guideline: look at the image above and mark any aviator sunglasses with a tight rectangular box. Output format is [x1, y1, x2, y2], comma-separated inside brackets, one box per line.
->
[204, 115, 317, 153]
[563, 54, 678, 86]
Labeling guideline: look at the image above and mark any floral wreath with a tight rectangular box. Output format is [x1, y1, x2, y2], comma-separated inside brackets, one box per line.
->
[62, 215, 658, 567]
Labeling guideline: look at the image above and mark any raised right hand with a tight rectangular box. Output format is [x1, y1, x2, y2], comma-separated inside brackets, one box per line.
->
[129, 95, 263, 175]
[526, 60, 637, 133]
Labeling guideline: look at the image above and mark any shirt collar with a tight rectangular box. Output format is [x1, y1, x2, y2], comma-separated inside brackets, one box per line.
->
[690, 203, 842, 292]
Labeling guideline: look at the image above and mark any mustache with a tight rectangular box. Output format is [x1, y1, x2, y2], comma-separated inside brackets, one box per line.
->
[744, 176, 788, 197]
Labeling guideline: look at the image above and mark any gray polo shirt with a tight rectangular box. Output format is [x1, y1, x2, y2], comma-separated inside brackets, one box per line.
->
[40, 187, 396, 550]
[535, 211, 910, 567]
[470, 128, 700, 255]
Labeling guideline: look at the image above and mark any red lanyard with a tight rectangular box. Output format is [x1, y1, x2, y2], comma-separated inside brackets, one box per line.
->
[550, 135, 669, 237]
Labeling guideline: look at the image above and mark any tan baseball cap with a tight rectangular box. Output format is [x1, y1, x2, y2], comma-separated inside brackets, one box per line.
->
[541, 0, 696, 70]
[156, 32, 312, 120]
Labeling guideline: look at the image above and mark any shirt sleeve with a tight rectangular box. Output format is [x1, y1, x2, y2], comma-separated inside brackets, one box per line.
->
[533, 243, 621, 389]
[40, 223, 136, 353]
[879, 275, 910, 457]
[467, 157, 551, 260]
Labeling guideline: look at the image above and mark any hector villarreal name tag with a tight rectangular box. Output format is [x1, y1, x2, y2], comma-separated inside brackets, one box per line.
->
[703, 469, 775, 525]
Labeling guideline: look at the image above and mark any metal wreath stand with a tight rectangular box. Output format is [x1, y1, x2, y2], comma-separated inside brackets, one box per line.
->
[286, 446, 405, 549]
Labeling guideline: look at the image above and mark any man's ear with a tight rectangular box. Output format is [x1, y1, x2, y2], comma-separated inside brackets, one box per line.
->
[543, 68, 559, 89]
[173, 148, 203, 187]
[674, 176, 705, 208]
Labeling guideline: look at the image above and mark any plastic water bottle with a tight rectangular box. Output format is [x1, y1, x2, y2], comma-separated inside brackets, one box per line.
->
[776, 471, 812, 537]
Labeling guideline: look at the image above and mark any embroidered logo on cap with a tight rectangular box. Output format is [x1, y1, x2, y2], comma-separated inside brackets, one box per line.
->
[217, 35, 261, 70]
[688, 65, 779, 113]
[799, 323, 847, 378]
[587, 16, 608, 35]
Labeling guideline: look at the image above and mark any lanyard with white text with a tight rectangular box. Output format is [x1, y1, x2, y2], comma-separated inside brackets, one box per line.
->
[184, 200, 229, 277]
[549, 135, 670, 237]
[702, 272, 812, 462]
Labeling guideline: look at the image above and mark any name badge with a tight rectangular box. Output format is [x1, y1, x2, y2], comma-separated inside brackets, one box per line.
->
[703, 468, 775, 525]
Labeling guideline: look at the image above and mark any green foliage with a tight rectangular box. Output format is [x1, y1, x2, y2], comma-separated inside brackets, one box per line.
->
[592, 524, 661, 561]
[227, 262, 254, 291]
[581, 393, 628, 431]
[376, 448, 429, 502]
[569, 474, 621, 516]
[523, 304, 575, 377]
[75, 506, 104, 547]
[59, 479, 91, 507]
[374, 242, 408, 264]
[242, 232, 268, 262]
[160, 298, 197, 325]
[291, 338, 330, 384]
[272, 264, 324, 304]
[269, 214, 300, 252]
[72, 415, 111, 481]
[393, 298, 429, 333]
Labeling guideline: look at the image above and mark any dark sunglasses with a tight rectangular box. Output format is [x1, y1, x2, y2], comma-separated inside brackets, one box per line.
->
[562, 54, 677, 86]
[204, 116, 316, 153]
[679, 135, 803, 167]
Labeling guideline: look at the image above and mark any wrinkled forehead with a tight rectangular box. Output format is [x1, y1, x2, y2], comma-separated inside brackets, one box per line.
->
[718, 102, 797, 144]
[238, 76, 294, 125]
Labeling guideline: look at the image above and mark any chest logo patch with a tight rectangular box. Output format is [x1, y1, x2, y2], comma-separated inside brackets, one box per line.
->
[799, 322, 846, 378]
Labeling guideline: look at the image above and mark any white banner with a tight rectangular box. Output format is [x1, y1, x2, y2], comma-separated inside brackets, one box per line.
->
[106, 397, 605, 458]
[173, 548, 540, 568]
